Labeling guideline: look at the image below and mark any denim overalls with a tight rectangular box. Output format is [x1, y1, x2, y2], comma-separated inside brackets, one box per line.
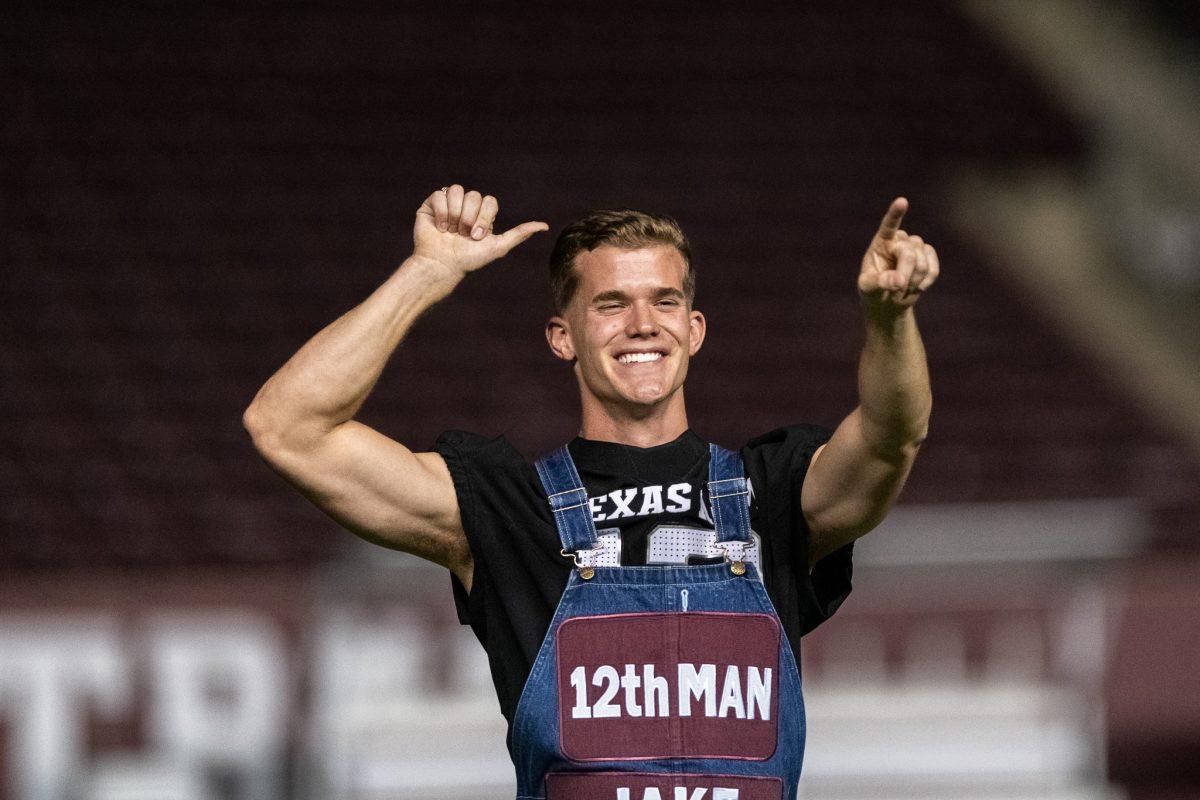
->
[509, 442, 806, 800]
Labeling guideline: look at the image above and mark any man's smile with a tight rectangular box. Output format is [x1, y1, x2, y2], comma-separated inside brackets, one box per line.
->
[615, 351, 666, 365]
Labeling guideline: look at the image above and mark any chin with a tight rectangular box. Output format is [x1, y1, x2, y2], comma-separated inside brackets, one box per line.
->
[623, 384, 673, 406]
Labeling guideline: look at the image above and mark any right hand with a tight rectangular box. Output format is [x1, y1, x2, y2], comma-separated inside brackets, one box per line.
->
[413, 184, 548, 277]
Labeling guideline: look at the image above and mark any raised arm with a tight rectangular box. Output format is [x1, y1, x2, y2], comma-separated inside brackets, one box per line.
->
[801, 198, 936, 568]
[242, 186, 547, 589]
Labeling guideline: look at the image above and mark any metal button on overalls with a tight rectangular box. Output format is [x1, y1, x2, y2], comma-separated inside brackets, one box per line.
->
[508, 443, 807, 800]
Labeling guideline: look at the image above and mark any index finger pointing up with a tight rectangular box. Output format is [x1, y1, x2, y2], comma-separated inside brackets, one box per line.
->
[876, 196, 909, 241]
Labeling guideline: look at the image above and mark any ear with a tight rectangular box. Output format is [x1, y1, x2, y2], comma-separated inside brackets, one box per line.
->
[545, 315, 577, 361]
[687, 308, 706, 356]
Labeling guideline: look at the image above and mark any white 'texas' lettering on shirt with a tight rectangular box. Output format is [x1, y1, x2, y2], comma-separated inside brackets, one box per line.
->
[589, 483, 693, 522]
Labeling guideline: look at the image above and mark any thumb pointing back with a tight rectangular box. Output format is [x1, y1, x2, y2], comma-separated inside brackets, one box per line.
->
[494, 221, 550, 256]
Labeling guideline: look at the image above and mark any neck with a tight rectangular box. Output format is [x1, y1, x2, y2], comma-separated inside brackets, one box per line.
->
[577, 389, 690, 447]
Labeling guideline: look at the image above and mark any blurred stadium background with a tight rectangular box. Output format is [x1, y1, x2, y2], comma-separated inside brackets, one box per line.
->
[3, 2, 1200, 799]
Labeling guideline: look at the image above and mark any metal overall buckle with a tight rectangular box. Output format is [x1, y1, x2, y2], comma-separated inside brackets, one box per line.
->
[717, 541, 750, 576]
[561, 548, 597, 580]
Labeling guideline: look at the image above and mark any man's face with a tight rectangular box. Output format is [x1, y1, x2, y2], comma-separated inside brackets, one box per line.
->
[547, 245, 706, 412]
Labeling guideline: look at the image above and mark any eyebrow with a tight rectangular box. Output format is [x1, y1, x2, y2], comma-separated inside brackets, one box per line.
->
[589, 287, 686, 304]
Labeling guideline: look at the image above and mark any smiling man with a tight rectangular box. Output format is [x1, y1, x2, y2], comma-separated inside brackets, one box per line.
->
[545, 220, 704, 445]
[244, 184, 935, 799]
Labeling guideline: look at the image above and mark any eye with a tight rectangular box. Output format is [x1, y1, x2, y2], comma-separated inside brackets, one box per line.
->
[656, 299, 680, 308]
[597, 303, 622, 312]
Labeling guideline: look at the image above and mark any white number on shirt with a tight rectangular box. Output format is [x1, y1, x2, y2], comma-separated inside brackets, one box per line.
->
[646, 525, 763, 575]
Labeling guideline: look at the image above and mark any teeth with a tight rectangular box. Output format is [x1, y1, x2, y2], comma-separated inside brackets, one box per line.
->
[618, 352, 663, 364]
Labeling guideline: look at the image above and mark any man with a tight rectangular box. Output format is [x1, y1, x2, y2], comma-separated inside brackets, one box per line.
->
[244, 184, 934, 799]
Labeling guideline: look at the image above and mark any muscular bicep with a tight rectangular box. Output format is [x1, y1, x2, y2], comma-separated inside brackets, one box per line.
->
[252, 420, 471, 585]
[800, 407, 921, 566]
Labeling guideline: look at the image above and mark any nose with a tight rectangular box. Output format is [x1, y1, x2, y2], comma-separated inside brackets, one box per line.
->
[625, 301, 659, 337]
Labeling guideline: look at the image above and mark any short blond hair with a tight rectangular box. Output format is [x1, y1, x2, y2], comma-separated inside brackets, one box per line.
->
[548, 209, 694, 314]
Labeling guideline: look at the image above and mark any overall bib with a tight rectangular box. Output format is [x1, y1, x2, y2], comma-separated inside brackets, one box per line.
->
[509, 442, 807, 800]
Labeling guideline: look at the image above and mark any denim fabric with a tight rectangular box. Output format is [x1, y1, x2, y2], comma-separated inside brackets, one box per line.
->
[512, 444, 807, 800]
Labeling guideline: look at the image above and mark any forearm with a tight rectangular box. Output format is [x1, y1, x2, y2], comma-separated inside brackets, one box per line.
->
[856, 305, 931, 459]
[244, 255, 462, 445]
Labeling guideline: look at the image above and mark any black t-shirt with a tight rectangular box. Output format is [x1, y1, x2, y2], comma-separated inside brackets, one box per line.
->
[434, 424, 853, 728]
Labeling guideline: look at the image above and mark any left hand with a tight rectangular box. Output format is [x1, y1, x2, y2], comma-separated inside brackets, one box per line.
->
[857, 197, 939, 311]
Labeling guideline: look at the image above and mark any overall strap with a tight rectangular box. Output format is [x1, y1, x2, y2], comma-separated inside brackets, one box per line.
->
[708, 443, 752, 544]
[534, 444, 599, 553]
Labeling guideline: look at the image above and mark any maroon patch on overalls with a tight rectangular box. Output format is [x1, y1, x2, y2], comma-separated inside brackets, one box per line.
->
[545, 771, 782, 800]
[556, 612, 780, 761]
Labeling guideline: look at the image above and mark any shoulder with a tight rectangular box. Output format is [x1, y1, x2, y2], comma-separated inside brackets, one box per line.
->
[434, 429, 520, 456]
[742, 424, 833, 478]
[434, 430, 532, 472]
[433, 430, 547, 518]
[744, 423, 834, 450]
